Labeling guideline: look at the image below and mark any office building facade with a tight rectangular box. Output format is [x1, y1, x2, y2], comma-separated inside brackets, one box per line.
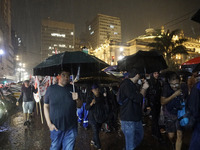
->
[87, 14, 121, 50]
[41, 19, 75, 61]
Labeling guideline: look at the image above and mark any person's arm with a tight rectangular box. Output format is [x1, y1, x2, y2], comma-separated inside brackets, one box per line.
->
[16, 90, 23, 106]
[85, 96, 95, 110]
[161, 89, 181, 105]
[44, 103, 58, 131]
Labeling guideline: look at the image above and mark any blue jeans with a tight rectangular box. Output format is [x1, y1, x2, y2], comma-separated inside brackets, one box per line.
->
[50, 127, 78, 150]
[121, 120, 144, 150]
[77, 103, 89, 128]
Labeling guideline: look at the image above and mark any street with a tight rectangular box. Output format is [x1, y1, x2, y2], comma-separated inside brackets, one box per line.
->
[0, 106, 192, 150]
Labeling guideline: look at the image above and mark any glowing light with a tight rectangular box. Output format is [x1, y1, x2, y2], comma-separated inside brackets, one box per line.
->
[51, 33, 65, 38]
[118, 55, 124, 60]
[120, 47, 124, 51]
[0, 49, 4, 55]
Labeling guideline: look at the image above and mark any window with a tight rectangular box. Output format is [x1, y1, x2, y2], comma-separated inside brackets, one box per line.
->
[88, 25, 91, 30]
[110, 25, 114, 28]
[90, 31, 94, 35]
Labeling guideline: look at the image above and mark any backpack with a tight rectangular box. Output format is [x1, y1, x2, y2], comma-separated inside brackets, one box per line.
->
[177, 101, 195, 128]
[93, 97, 109, 123]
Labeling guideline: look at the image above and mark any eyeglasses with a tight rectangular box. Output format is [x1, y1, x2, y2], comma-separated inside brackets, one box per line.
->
[170, 83, 179, 87]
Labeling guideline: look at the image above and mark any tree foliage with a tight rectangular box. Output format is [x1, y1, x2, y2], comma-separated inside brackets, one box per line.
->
[148, 29, 188, 69]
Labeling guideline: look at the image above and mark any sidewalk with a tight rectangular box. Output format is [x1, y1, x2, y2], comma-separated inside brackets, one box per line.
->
[0, 108, 192, 150]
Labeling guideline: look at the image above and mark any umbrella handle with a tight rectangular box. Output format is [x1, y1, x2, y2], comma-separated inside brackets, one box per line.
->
[71, 74, 75, 92]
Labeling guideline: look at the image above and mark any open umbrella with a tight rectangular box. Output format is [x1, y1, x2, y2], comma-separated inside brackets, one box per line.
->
[33, 51, 109, 76]
[181, 56, 200, 71]
[117, 50, 168, 74]
[75, 71, 120, 85]
[102, 65, 123, 77]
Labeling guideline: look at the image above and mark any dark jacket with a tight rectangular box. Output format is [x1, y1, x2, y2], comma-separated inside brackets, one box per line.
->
[118, 78, 143, 122]
[85, 92, 106, 123]
[19, 85, 38, 102]
[146, 76, 162, 105]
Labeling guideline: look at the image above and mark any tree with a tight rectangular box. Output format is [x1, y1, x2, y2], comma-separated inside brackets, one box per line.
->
[148, 29, 188, 69]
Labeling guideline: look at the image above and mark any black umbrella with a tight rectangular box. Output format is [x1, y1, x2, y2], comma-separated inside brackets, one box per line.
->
[177, 70, 192, 77]
[117, 50, 168, 74]
[75, 71, 120, 85]
[33, 51, 109, 76]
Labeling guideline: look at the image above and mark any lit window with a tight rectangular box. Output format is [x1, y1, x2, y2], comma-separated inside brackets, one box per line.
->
[114, 32, 118, 35]
[51, 33, 66, 38]
[88, 25, 91, 31]
[72, 46, 74, 48]
[54, 44, 57, 46]
[69, 45, 72, 48]
[110, 25, 114, 28]
[71, 32, 74, 35]
[90, 31, 94, 35]
[49, 46, 52, 49]
[59, 44, 66, 48]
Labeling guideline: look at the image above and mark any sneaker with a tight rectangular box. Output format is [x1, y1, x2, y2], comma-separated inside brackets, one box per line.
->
[90, 140, 95, 146]
[24, 121, 27, 126]
[26, 121, 31, 126]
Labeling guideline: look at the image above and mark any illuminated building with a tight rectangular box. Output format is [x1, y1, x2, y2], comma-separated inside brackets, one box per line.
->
[0, 0, 15, 79]
[41, 19, 75, 61]
[127, 27, 200, 66]
[87, 14, 122, 50]
[92, 26, 200, 66]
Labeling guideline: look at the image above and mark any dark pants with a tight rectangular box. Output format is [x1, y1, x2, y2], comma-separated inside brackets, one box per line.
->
[90, 121, 102, 149]
[151, 103, 162, 138]
[189, 122, 200, 150]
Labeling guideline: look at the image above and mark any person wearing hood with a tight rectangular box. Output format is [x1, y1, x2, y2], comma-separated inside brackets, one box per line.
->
[146, 72, 164, 143]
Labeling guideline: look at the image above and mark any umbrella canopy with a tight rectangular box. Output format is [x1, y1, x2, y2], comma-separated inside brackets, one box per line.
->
[33, 51, 109, 76]
[181, 56, 200, 66]
[117, 50, 168, 74]
[177, 70, 192, 77]
[75, 71, 120, 85]
[181, 56, 200, 71]
[191, 9, 200, 24]
[102, 65, 123, 77]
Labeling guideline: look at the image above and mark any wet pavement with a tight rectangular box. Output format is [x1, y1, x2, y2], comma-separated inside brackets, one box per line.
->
[0, 106, 193, 150]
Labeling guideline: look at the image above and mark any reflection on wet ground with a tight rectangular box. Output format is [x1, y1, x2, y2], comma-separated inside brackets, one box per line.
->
[0, 107, 192, 150]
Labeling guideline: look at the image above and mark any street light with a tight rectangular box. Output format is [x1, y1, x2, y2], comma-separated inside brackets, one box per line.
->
[0, 49, 4, 63]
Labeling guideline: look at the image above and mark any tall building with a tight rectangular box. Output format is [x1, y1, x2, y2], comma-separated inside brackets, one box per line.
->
[87, 14, 122, 50]
[41, 19, 75, 61]
[0, 0, 15, 79]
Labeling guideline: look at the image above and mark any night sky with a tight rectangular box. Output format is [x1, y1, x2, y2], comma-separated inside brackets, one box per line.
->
[11, 0, 200, 68]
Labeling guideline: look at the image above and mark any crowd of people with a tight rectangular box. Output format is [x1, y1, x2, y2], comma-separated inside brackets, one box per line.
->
[14, 69, 200, 150]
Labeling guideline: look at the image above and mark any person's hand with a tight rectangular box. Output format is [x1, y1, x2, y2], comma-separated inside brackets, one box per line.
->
[173, 89, 182, 97]
[142, 80, 149, 90]
[90, 99, 96, 106]
[103, 92, 107, 97]
[16, 101, 19, 106]
[72, 92, 78, 100]
[48, 123, 58, 131]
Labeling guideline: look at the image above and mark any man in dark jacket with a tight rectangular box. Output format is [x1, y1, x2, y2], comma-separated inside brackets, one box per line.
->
[117, 69, 149, 150]
[86, 84, 107, 150]
[16, 80, 37, 126]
